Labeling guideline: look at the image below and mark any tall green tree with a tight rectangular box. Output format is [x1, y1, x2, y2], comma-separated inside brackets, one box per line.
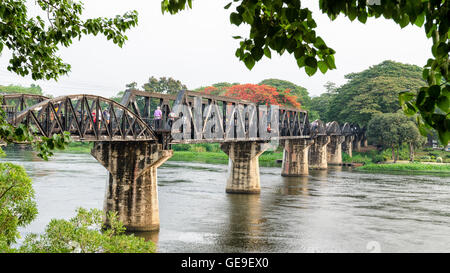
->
[0, 163, 37, 246]
[161, 0, 449, 144]
[326, 61, 424, 127]
[309, 81, 337, 122]
[0, 84, 44, 96]
[367, 112, 424, 161]
[142, 76, 187, 94]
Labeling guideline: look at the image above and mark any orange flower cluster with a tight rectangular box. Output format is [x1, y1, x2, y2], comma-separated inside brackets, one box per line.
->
[201, 86, 218, 95]
[201, 84, 301, 108]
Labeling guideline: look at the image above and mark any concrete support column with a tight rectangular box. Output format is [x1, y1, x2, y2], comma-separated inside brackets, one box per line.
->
[362, 137, 368, 147]
[91, 141, 173, 231]
[353, 137, 361, 152]
[220, 142, 267, 194]
[327, 135, 345, 165]
[342, 135, 354, 157]
[309, 135, 331, 169]
[281, 138, 314, 176]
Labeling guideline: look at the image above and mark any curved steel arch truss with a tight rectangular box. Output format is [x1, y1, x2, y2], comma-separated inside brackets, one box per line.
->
[12, 95, 157, 142]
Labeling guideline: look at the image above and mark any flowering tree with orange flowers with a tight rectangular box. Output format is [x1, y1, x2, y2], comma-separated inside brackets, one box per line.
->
[199, 84, 301, 109]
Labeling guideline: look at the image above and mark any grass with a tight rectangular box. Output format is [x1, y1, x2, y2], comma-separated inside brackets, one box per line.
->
[356, 162, 450, 174]
[169, 151, 283, 167]
[59, 142, 93, 154]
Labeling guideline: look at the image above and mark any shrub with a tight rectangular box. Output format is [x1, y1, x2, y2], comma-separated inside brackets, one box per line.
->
[190, 145, 206, 153]
[371, 154, 385, 163]
[17, 208, 156, 253]
[172, 144, 190, 151]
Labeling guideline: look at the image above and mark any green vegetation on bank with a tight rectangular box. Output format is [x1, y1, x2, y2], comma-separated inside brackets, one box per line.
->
[344, 146, 450, 164]
[169, 150, 283, 167]
[61, 142, 93, 153]
[0, 84, 45, 96]
[170, 143, 283, 167]
[344, 146, 450, 174]
[356, 163, 450, 174]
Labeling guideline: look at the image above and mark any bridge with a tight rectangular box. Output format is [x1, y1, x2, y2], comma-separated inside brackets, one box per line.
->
[2, 91, 366, 231]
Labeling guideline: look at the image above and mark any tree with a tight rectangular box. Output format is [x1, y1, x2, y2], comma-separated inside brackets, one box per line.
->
[367, 112, 425, 162]
[161, 0, 449, 144]
[309, 81, 337, 122]
[16, 208, 155, 253]
[0, 0, 138, 81]
[314, 61, 425, 128]
[398, 121, 425, 161]
[199, 83, 301, 108]
[258, 79, 311, 109]
[0, 163, 37, 246]
[142, 76, 187, 94]
[0, 84, 44, 96]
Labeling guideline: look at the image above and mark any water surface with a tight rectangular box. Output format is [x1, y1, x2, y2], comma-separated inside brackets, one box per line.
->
[3, 149, 450, 252]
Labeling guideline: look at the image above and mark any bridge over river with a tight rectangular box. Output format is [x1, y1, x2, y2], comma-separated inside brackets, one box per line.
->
[2, 90, 366, 231]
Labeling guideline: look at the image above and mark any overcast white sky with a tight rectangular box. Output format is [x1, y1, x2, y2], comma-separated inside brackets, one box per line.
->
[0, 0, 432, 98]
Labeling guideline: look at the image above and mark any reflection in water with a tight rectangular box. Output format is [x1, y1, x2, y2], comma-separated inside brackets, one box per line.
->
[281, 176, 310, 196]
[310, 169, 328, 180]
[130, 231, 159, 246]
[3, 149, 450, 252]
[215, 194, 266, 252]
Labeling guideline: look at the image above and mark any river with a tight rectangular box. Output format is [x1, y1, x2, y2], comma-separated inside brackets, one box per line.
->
[3, 149, 450, 253]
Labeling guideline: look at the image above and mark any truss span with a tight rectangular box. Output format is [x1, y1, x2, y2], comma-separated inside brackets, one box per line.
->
[11, 95, 157, 142]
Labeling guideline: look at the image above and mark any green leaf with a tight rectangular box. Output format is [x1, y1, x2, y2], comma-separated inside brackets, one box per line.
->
[357, 13, 367, 24]
[264, 47, 271, 59]
[404, 102, 418, 116]
[305, 65, 317, 76]
[230, 12, 243, 26]
[324, 55, 336, 69]
[414, 12, 425, 27]
[399, 14, 410, 28]
[416, 89, 427, 105]
[305, 56, 317, 69]
[224, 2, 232, 9]
[437, 95, 449, 112]
[436, 42, 448, 58]
[429, 85, 441, 98]
[296, 56, 306, 68]
[244, 55, 255, 70]
[318, 61, 328, 74]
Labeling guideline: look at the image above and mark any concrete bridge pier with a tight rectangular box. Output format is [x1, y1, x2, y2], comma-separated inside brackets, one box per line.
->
[220, 142, 267, 194]
[342, 135, 354, 157]
[281, 139, 314, 176]
[309, 136, 331, 169]
[361, 136, 368, 148]
[91, 141, 173, 231]
[353, 137, 361, 152]
[327, 135, 345, 165]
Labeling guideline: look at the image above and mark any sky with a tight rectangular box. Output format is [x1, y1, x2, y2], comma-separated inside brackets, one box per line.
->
[0, 0, 433, 98]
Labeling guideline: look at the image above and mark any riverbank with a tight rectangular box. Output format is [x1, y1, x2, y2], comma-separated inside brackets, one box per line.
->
[355, 162, 450, 174]
[170, 151, 283, 167]
[58, 143, 450, 174]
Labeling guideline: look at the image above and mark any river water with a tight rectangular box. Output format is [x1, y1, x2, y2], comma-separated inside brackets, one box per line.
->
[3, 149, 450, 253]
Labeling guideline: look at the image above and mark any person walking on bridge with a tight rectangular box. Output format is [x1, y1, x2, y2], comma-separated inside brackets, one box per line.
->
[154, 106, 162, 129]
